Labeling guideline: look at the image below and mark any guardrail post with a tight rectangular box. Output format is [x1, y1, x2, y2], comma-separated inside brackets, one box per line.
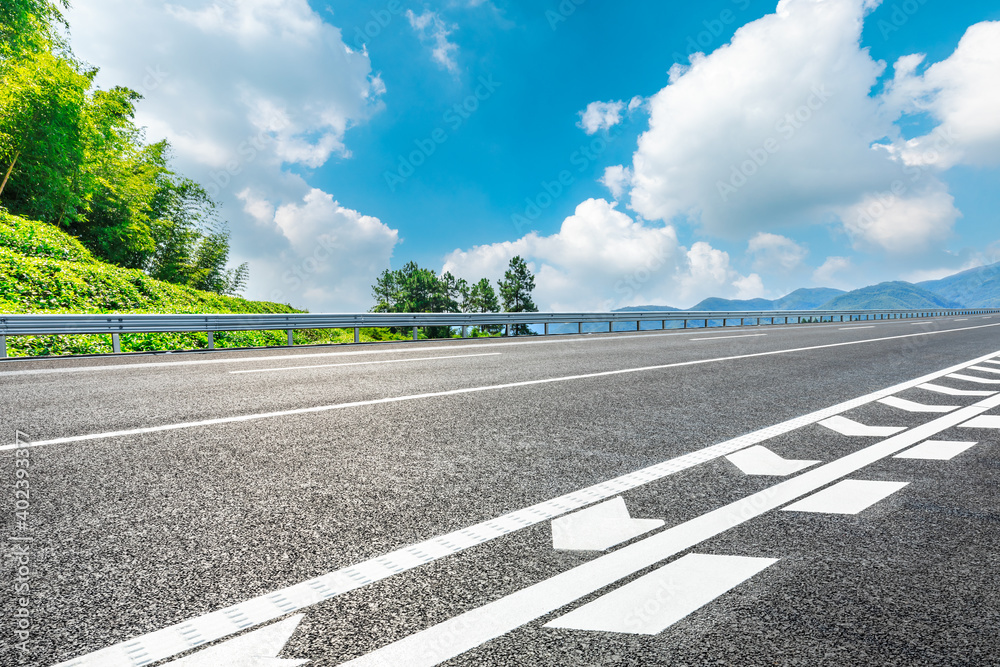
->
[636, 320, 640, 332]
[354, 327, 360, 343]
[609, 321, 613, 333]
[207, 332, 214, 350]
[111, 333, 121, 354]
[0, 335, 6, 358]
[463, 325, 470, 338]
[543, 323, 548, 336]
[683, 320, 687, 329]
[413, 326, 419, 341]
[287, 329, 294, 346]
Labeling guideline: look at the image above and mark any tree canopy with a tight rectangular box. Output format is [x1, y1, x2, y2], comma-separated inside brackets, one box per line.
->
[0, 0, 248, 295]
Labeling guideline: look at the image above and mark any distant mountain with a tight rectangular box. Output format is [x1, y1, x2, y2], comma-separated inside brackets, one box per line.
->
[918, 261, 1000, 307]
[615, 305, 680, 312]
[772, 287, 846, 310]
[817, 281, 962, 310]
[688, 296, 774, 311]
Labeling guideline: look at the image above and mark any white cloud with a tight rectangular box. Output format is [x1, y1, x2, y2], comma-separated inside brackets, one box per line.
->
[880, 21, 1000, 169]
[64, 0, 398, 312]
[577, 100, 626, 135]
[239, 189, 398, 310]
[443, 199, 758, 310]
[406, 10, 460, 74]
[841, 187, 959, 253]
[747, 232, 808, 272]
[600, 165, 633, 200]
[621, 0, 967, 256]
[813, 256, 853, 288]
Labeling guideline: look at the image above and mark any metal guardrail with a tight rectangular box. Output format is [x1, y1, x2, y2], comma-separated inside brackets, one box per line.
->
[1, 308, 997, 358]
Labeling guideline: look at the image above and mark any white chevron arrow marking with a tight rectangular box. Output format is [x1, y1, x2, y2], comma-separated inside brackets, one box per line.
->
[947, 373, 1000, 385]
[162, 615, 307, 666]
[878, 396, 959, 413]
[917, 383, 996, 397]
[959, 415, 1000, 430]
[968, 365, 1000, 375]
[552, 497, 664, 552]
[725, 446, 819, 476]
[819, 416, 906, 437]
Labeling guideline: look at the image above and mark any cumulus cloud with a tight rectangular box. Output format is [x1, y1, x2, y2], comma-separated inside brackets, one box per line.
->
[600, 165, 633, 200]
[879, 21, 1000, 169]
[578, 100, 626, 134]
[443, 199, 759, 310]
[406, 10, 460, 74]
[813, 256, 853, 288]
[239, 189, 398, 310]
[65, 0, 398, 311]
[619, 0, 980, 256]
[747, 233, 808, 272]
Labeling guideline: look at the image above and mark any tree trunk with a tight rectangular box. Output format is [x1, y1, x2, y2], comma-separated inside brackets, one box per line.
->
[0, 151, 20, 198]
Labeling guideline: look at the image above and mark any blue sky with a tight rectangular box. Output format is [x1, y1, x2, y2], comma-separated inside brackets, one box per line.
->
[65, 0, 1000, 311]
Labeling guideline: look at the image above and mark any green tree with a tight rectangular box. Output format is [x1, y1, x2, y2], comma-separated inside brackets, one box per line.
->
[0, 0, 66, 57]
[498, 255, 538, 335]
[370, 262, 461, 338]
[468, 277, 501, 335]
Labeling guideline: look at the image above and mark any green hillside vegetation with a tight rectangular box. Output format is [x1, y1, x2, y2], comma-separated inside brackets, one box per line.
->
[0, 212, 403, 356]
[918, 261, 1000, 307]
[816, 281, 962, 310]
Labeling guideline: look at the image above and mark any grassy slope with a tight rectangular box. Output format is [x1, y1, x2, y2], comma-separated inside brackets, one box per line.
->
[0, 211, 402, 356]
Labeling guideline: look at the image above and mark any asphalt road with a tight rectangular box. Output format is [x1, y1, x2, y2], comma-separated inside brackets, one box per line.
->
[2, 315, 999, 666]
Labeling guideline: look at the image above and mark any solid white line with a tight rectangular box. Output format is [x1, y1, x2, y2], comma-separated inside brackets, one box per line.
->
[48, 350, 1000, 667]
[690, 334, 767, 341]
[10, 328, 1000, 453]
[339, 392, 1000, 667]
[228, 353, 501, 375]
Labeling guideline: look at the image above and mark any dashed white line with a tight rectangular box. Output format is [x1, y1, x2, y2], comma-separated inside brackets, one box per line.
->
[839, 326, 875, 330]
[690, 334, 768, 341]
[228, 353, 501, 374]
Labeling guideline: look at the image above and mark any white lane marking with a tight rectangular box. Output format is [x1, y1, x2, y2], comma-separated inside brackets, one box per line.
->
[337, 392, 1000, 667]
[878, 396, 960, 414]
[781, 480, 909, 515]
[959, 415, 1000, 429]
[48, 352, 1000, 667]
[4, 319, 996, 377]
[918, 382, 996, 397]
[12, 339, 1000, 454]
[968, 365, 1000, 375]
[690, 334, 768, 341]
[161, 615, 307, 666]
[984, 359, 1000, 366]
[909, 321, 933, 325]
[724, 446, 819, 476]
[551, 498, 663, 552]
[819, 416, 905, 437]
[0, 324, 835, 377]
[228, 353, 501, 375]
[947, 373, 1000, 385]
[543, 554, 778, 635]
[839, 326, 875, 330]
[954, 319, 968, 322]
[895, 440, 979, 461]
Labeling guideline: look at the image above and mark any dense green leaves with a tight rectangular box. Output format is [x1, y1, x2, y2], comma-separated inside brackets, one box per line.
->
[0, 1, 248, 295]
[498, 255, 538, 335]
